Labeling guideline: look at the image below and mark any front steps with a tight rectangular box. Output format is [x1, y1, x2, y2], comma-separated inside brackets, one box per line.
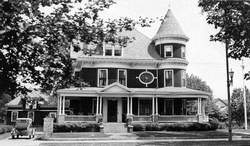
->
[103, 123, 127, 133]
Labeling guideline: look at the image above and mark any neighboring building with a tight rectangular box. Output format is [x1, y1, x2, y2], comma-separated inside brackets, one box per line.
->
[5, 90, 59, 126]
[56, 8, 210, 130]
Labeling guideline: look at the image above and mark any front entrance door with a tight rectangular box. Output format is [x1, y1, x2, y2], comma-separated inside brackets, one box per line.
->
[107, 100, 117, 122]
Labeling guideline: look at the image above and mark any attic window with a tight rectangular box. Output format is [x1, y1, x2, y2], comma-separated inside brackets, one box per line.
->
[103, 43, 122, 56]
[164, 45, 173, 57]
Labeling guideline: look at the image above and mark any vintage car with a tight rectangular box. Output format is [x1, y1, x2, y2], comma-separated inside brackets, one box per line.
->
[11, 118, 35, 139]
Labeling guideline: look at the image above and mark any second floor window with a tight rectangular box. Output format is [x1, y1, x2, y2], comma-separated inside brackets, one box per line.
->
[98, 69, 108, 87]
[164, 70, 173, 87]
[118, 69, 127, 86]
[104, 44, 113, 56]
[164, 45, 173, 57]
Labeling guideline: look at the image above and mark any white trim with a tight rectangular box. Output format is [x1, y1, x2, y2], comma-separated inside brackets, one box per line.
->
[11, 111, 18, 122]
[97, 69, 108, 87]
[164, 45, 173, 58]
[164, 70, 174, 87]
[27, 111, 34, 121]
[117, 69, 127, 86]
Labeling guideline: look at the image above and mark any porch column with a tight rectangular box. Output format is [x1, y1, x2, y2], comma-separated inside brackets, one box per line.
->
[58, 96, 62, 115]
[62, 96, 65, 115]
[99, 97, 102, 115]
[130, 97, 133, 115]
[152, 97, 155, 115]
[96, 96, 99, 115]
[156, 97, 158, 115]
[127, 97, 130, 115]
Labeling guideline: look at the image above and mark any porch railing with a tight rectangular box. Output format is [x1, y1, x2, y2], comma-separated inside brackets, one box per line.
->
[133, 115, 152, 122]
[158, 115, 198, 122]
[65, 115, 96, 122]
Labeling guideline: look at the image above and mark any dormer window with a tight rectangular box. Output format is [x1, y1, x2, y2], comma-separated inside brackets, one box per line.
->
[164, 45, 173, 57]
[103, 43, 122, 56]
[181, 46, 186, 58]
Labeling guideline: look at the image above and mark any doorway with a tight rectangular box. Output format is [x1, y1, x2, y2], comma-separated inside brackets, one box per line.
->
[107, 100, 117, 122]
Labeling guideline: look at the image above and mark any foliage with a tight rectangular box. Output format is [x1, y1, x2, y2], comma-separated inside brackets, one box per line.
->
[207, 99, 228, 122]
[0, 125, 12, 134]
[132, 121, 218, 131]
[231, 88, 250, 126]
[0, 94, 11, 122]
[0, 0, 153, 97]
[186, 74, 212, 94]
[198, 0, 250, 60]
[53, 122, 99, 132]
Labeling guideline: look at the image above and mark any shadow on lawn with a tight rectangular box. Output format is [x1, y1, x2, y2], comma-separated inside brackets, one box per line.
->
[134, 131, 250, 139]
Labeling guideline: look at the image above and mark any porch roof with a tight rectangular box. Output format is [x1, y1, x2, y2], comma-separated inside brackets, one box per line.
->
[57, 83, 210, 98]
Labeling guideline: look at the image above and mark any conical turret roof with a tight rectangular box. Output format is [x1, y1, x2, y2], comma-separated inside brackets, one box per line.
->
[153, 9, 189, 41]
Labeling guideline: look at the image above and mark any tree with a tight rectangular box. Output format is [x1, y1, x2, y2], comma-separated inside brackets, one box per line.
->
[0, 0, 153, 97]
[198, 0, 250, 60]
[186, 74, 212, 94]
[231, 88, 250, 126]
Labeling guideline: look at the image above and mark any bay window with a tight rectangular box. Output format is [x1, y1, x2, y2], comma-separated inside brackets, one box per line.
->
[181, 46, 186, 58]
[182, 70, 186, 87]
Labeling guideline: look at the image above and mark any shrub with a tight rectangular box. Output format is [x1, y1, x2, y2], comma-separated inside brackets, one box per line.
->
[53, 122, 99, 132]
[133, 122, 218, 132]
[0, 125, 12, 134]
[209, 118, 219, 130]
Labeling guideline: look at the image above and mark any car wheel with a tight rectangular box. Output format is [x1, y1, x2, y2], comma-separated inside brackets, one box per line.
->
[16, 135, 19, 139]
[29, 135, 31, 139]
[12, 135, 15, 139]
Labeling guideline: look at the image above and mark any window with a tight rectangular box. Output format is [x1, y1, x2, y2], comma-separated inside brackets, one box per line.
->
[98, 69, 108, 87]
[164, 70, 173, 87]
[118, 69, 127, 86]
[182, 70, 186, 87]
[164, 45, 173, 57]
[114, 46, 122, 56]
[103, 43, 122, 56]
[27, 111, 34, 121]
[181, 46, 186, 58]
[11, 111, 18, 122]
[104, 44, 113, 56]
[139, 99, 152, 115]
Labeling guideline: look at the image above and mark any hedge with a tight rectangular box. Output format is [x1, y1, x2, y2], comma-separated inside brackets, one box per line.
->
[53, 122, 100, 132]
[0, 125, 12, 134]
[133, 118, 219, 131]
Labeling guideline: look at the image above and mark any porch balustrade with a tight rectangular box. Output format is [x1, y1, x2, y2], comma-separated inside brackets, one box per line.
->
[64, 115, 96, 122]
[133, 115, 152, 122]
[158, 115, 198, 122]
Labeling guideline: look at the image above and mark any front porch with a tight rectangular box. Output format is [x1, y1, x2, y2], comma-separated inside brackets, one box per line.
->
[56, 83, 209, 124]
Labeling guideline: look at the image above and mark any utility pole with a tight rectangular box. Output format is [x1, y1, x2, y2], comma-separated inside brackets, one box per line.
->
[242, 59, 248, 130]
[226, 39, 232, 142]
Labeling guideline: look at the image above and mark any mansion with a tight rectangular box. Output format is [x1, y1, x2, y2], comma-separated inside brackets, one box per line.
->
[55, 9, 210, 132]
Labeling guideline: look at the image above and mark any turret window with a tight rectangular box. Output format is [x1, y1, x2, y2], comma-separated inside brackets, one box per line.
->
[98, 69, 108, 87]
[164, 70, 174, 87]
[181, 46, 186, 58]
[182, 70, 186, 87]
[164, 45, 173, 57]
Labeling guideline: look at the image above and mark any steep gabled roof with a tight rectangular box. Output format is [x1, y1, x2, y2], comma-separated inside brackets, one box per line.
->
[153, 9, 189, 41]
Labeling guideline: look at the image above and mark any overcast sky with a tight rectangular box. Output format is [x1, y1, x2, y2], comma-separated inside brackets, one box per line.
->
[100, 0, 250, 99]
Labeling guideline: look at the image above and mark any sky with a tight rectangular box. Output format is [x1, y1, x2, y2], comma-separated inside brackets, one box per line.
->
[100, 0, 250, 99]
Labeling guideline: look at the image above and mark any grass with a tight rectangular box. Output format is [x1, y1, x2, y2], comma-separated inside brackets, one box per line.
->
[134, 130, 250, 139]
